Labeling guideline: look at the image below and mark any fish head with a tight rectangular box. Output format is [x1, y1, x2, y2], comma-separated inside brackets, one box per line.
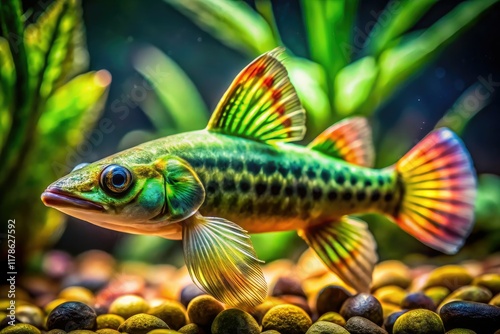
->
[41, 155, 204, 238]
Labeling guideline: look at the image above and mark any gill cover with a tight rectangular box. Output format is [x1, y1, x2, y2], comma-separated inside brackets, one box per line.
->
[153, 156, 205, 222]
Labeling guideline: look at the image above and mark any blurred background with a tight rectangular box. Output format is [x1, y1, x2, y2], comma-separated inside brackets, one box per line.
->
[2, 0, 500, 275]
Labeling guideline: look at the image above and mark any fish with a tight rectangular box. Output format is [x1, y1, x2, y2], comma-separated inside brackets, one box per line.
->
[41, 48, 476, 308]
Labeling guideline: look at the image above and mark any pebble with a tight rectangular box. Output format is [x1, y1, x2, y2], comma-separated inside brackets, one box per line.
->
[46, 329, 67, 334]
[489, 292, 500, 306]
[315, 285, 352, 315]
[147, 330, 182, 334]
[373, 286, 407, 306]
[260, 331, 281, 334]
[438, 285, 492, 311]
[371, 261, 412, 291]
[211, 308, 259, 334]
[109, 295, 150, 319]
[177, 323, 206, 334]
[305, 320, 349, 333]
[345, 316, 388, 334]
[383, 310, 407, 334]
[67, 331, 96, 334]
[393, 309, 444, 334]
[58, 286, 95, 305]
[277, 295, 312, 315]
[179, 285, 206, 308]
[381, 302, 402, 319]
[147, 300, 187, 330]
[117, 313, 169, 334]
[262, 304, 312, 334]
[0, 323, 41, 334]
[316, 311, 346, 326]
[472, 273, 500, 295]
[44, 299, 69, 314]
[445, 329, 477, 334]
[186, 295, 224, 328]
[401, 292, 436, 311]
[272, 276, 307, 298]
[96, 314, 125, 330]
[340, 293, 384, 326]
[424, 286, 451, 306]
[251, 298, 283, 324]
[96, 329, 121, 334]
[439, 300, 500, 332]
[15, 304, 45, 328]
[424, 266, 472, 291]
[46, 301, 97, 331]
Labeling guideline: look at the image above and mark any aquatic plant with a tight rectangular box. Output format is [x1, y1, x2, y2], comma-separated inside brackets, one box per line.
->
[0, 0, 110, 265]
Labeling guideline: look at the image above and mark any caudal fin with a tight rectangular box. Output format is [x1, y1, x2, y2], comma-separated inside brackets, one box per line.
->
[394, 128, 476, 254]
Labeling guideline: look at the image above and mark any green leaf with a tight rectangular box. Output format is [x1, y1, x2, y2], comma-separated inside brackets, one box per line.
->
[334, 56, 378, 116]
[37, 70, 111, 157]
[285, 56, 332, 137]
[365, 0, 437, 56]
[164, 0, 277, 56]
[0, 38, 15, 151]
[435, 81, 492, 135]
[370, 0, 499, 109]
[25, 0, 85, 100]
[133, 45, 209, 133]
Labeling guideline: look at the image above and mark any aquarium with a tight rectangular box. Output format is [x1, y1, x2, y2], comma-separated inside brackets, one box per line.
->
[1, 0, 500, 333]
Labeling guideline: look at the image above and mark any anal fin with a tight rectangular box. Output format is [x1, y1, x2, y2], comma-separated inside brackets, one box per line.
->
[298, 216, 378, 292]
[182, 213, 267, 307]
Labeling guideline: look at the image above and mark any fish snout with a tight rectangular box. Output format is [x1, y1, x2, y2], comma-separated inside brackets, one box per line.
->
[41, 186, 104, 211]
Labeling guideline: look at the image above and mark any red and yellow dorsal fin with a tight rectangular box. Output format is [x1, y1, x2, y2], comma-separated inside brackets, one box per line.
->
[308, 117, 375, 167]
[207, 47, 306, 144]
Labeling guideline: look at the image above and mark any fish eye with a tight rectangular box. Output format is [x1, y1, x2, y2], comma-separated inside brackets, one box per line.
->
[100, 165, 133, 194]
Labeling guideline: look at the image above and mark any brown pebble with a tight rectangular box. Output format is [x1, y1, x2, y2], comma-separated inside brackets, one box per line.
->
[345, 316, 388, 334]
[315, 285, 352, 316]
[340, 293, 383, 326]
[177, 323, 206, 334]
[186, 295, 224, 328]
[272, 276, 307, 299]
[262, 304, 312, 334]
[424, 265, 472, 291]
[401, 292, 436, 311]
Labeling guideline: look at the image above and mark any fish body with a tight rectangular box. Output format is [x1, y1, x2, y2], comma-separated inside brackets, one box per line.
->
[42, 48, 476, 308]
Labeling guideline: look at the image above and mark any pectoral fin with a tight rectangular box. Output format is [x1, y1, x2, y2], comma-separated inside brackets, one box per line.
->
[298, 216, 378, 292]
[182, 213, 267, 307]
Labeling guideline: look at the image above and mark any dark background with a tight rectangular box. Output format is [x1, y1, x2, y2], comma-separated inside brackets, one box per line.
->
[21, 0, 500, 256]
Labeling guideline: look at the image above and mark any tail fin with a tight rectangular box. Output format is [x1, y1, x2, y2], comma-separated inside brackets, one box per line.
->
[394, 128, 476, 254]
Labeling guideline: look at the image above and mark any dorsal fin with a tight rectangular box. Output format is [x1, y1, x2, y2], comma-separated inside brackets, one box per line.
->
[308, 117, 374, 167]
[207, 47, 306, 144]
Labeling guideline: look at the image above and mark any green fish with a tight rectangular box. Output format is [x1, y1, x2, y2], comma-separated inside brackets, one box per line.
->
[42, 48, 476, 308]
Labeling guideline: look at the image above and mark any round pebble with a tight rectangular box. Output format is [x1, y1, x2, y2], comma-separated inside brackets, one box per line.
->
[381, 302, 402, 320]
[374, 286, 407, 306]
[424, 286, 451, 306]
[439, 285, 492, 311]
[47, 301, 97, 331]
[44, 299, 69, 314]
[393, 309, 444, 334]
[345, 316, 388, 334]
[109, 295, 149, 319]
[96, 329, 121, 334]
[424, 266, 472, 291]
[272, 276, 307, 298]
[278, 295, 311, 315]
[305, 320, 349, 333]
[251, 298, 282, 325]
[177, 323, 206, 334]
[0, 323, 41, 334]
[15, 304, 45, 327]
[46, 330, 67, 334]
[117, 313, 169, 334]
[340, 293, 383, 326]
[371, 261, 411, 290]
[489, 292, 500, 306]
[315, 285, 351, 315]
[67, 330, 96, 334]
[439, 300, 500, 332]
[147, 330, 181, 334]
[383, 310, 407, 334]
[186, 295, 224, 328]
[472, 273, 500, 295]
[261, 331, 281, 334]
[211, 308, 259, 334]
[445, 329, 477, 334]
[96, 314, 125, 330]
[148, 300, 187, 330]
[59, 287, 95, 305]
[401, 292, 436, 310]
[262, 304, 312, 334]
[316, 311, 346, 326]
[179, 285, 205, 308]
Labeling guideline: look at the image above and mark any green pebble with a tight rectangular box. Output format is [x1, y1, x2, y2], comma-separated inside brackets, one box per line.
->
[438, 285, 492, 311]
[109, 295, 150, 320]
[424, 286, 451, 306]
[424, 266, 472, 291]
[316, 312, 345, 327]
[261, 331, 281, 334]
[445, 329, 477, 334]
[67, 331, 96, 334]
[96, 330, 120, 334]
[472, 273, 500, 295]
[489, 292, 500, 306]
[186, 295, 224, 328]
[177, 323, 206, 334]
[305, 320, 349, 334]
[211, 308, 260, 334]
[147, 301, 187, 330]
[262, 304, 312, 334]
[117, 313, 169, 334]
[96, 314, 125, 330]
[393, 309, 444, 334]
[147, 330, 181, 334]
[0, 323, 41, 334]
[46, 330, 67, 334]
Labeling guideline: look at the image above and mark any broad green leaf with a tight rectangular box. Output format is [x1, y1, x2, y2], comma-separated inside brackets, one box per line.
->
[164, 0, 277, 56]
[285, 57, 332, 137]
[25, 0, 85, 100]
[435, 81, 492, 135]
[38, 70, 111, 155]
[133, 45, 209, 132]
[334, 56, 378, 116]
[0, 38, 14, 151]
[371, 0, 498, 108]
[365, 0, 437, 56]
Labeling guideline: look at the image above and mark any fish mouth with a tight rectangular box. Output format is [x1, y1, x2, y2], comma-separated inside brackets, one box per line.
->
[41, 187, 104, 212]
